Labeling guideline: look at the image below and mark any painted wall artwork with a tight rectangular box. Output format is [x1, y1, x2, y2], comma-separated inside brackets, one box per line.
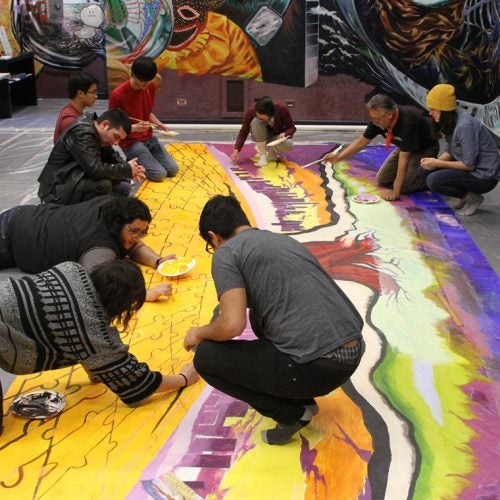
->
[1, 1, 499, 132]
[1, 142, 499, 498]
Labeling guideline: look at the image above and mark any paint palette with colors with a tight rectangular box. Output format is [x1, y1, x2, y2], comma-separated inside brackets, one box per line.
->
[157, 257, 196, 277]
[10, 390, 66, 419]
[352, 194, 381, 204]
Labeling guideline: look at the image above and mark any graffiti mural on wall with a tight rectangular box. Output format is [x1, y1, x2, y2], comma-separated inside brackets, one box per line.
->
[10, 0, 106, 69]
[3, 0, 499, 131]
[315, 0, 499, 134]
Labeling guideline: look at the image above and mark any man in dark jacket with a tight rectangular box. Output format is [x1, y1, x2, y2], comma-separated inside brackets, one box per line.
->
[0, 196, 172, 302]
[38, 109, 146, 205]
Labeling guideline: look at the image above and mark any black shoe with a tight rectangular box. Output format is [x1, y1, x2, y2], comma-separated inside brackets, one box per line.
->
[261, 419, 310, 445]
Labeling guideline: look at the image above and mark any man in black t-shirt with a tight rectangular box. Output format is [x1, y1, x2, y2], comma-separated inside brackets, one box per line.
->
[324, 94, 439, 200]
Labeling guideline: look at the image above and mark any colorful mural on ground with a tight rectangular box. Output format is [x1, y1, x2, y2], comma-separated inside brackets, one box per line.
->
[1, 143, 499, 498]
[2, 1, 498, 131]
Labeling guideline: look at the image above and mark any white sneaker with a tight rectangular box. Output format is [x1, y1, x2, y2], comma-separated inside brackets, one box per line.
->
[456, 192, 484, 216]
[257, 153, 268, 166]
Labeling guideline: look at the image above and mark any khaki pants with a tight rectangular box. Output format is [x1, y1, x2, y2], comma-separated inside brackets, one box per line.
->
[250, 118, 293, 153]
[376, 144, 439, 194]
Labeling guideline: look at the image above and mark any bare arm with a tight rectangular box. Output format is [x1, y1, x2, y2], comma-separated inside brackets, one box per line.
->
[149, 112, 170, 131]
[324, 136, 371, 163]
[128, 242, 176, 302]
[383, 150, 411, 200]
[155, 364, 199, 393]
[183, 288, 248, 350]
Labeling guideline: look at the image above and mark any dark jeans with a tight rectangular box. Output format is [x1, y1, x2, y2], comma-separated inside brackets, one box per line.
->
[0, 206, 20, 269]
[72, 177, 131, 203]
[194, 338, 363, 425]
[421, 168, 498, 198]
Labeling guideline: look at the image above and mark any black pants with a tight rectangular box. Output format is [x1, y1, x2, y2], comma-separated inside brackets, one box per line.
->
[194, 338, 363, 425]
[0, 206, 21, 269]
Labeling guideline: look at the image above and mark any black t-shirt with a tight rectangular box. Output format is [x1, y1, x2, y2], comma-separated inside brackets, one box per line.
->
[364, 108, 437, 152]
[9, 196, 121, 273]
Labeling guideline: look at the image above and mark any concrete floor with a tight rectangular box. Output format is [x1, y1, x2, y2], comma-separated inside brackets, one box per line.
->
[0, 99, 499, 391]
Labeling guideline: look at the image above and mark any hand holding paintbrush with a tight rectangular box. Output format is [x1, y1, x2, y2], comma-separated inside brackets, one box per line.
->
[302, 144, 344, 168]
[130, 117, 179, 136]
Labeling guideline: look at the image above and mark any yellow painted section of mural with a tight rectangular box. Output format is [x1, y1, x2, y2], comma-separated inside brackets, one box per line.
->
[3, 143, 351, 498]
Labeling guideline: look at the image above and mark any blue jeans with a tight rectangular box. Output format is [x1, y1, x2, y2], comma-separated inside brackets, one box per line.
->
[122, 136, 179, 182]
[421, 168, 498, 198]
[194, 337, 363, 425]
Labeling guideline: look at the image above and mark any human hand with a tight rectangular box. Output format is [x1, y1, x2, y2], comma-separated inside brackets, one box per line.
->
[158, 122, 170, 132]
[323, 153, 340, 164]
[133, 121, 151, 133]
[420, 157, 437, 170]
[156, 254, 176, 266]
[184, 326, 203, 351]
[146, 283, 172, 302]
[230, 150, 239, 164]
[130, 163, 146, 182]
[179, 364, 200, 387]
[381, 190, 400, 201]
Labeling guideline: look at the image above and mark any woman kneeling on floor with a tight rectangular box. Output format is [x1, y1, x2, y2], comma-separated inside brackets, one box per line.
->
[420, 83, 500, 216]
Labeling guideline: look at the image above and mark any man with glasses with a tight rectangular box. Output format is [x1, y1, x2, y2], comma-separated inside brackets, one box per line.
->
[324, 94, 439, 200]
[53, 71, 99, 144]
[38, 109, 146, 205]
[184, 195, 364, 445]
[109, 56, 179, 182]
[0, 195, 172, 302]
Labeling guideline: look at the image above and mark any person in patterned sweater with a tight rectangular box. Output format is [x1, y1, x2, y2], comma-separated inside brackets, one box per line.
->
[0, 259, 198, 432]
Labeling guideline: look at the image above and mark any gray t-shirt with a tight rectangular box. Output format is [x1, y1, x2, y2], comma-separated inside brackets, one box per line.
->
[212, 228, 363, 363]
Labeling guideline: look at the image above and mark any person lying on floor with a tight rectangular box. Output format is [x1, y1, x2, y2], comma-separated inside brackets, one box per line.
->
[231, 96, 296, 167]
[0, 195, 172, 302]
[183, 195, 364, 445]
[0, 260, 198, 414]
[420, 83, 500, 216]
[323, 94, 439, 201]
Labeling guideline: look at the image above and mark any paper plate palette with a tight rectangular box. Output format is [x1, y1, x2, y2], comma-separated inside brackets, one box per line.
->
[267, 136, 289, 147]
[157, 257, 196, 277]
[10, 390, 66, 419]
[352, 194, 381, 204]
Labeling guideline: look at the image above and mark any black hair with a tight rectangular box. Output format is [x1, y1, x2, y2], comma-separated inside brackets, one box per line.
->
[255, 96, 275, 117]
[68, 71, 98, 99]
[90, 260, 146, 331]
[131, 56, 157, 82]
[96, 108, 132, 135]
[432, 110, 458, 137]
[101, 197, 152, 238]
[199, 195, 250, 242]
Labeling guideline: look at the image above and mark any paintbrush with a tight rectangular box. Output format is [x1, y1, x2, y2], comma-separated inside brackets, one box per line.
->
[129, 117, 179, 136]
[301, 144, 344, 168]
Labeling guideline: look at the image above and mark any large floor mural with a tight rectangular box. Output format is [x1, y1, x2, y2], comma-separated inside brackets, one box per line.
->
[1, 142, 499, 499]
[2, 1, 498, 132]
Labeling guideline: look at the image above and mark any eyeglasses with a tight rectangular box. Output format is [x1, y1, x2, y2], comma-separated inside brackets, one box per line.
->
[126, 224, 148, 240]
[86, 90, 98, 95]
[370, 112, 388, 124]
[205, 239, 214, 254]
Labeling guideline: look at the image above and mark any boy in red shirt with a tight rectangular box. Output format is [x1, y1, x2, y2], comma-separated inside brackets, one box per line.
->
[109, 57, 179, 182]
[54, 71, 98, 144]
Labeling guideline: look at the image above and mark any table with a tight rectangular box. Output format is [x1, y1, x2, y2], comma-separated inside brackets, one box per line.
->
[0, 52, 37, 119]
